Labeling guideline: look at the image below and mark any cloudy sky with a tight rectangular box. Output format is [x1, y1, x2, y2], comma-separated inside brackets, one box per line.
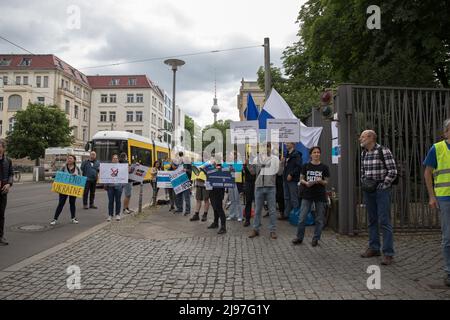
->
[0, 0, 304, 127]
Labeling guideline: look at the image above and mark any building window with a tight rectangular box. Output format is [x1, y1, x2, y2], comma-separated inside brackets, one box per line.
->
[159, 102, 163, 112]
[74, 105, 79, 119]
[19, 58, 32, 66]
[73, 126, 78, 139]
[65, 100, 70, 114]
[110, 79, 120, 86]
[126, 130, 133, 133]
[128, 78, 136, 86]
[0, 120, 2, 135]
[83, 108, 88, 122]
[23, 76, 28, 85]
[37, 97, 45, 104]
[0, 59, 11, 66]
[8, 117, 15, 132]
[8, 95, 22, 111]
[101, 94, 107, 103]
[135, 130, 142, 136]
[82, 127, 87, 142]
[0, 97, 3, 111]
[152, 113, 156, 125]
[15, 76, 21, 85]
[136, 111, 143, 122]
[109, 94, 116, 103]
[43, 76, 49, 88]
[178, 109, 181, 126]
[100, 111, 107, 122]
[158, 117, 162, 128]
[2, 76, 8, 86]
[136, 94, 143, 103]
[109, 111, 116, 122]
[36, 76, 41, 88]
[152, 96, 156, 106]
[127, 94, 134, 103]
[126, 111, 134, 122]
[163, 132, 167, 142]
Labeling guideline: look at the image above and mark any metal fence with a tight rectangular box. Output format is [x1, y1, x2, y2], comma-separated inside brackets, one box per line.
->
[336, 85, 450, 234]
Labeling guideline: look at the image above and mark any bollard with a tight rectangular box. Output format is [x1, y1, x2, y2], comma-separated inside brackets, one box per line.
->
[138, 182, 143, 213]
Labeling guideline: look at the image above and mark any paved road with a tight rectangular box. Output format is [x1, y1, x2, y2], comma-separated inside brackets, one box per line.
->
[0, 204, 449, 300]
[0, 181, 156, 270]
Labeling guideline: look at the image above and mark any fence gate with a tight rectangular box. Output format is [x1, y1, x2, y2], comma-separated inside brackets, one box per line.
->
[336, 85, 450, 234]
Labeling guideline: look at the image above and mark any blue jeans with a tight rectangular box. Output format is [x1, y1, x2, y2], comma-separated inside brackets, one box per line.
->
[437, 199, 450, 276]
[363, 188, 394, 256]
[283, 180, 299, 217]
[253, 186, 277, 232]
[296, 199, 326, 241]
[107, 186, 123, 216]
[228, 186, 243, 220]
[175, 189, 191, 213]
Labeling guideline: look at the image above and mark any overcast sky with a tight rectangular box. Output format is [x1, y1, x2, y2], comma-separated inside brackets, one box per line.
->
[0, 0, 304, 127]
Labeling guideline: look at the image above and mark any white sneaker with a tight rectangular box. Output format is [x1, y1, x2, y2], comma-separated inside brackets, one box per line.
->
[107, 216, 112, 222]
[226, 217, 232, 221]
[50, 219, 57, 226]
[123, 208, 130, 214]
[71, 218, 79, 224]
[238, 218, 242, 222]
[116, 215, 121, 221]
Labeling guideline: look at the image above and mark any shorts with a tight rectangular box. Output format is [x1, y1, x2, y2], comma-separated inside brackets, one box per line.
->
[195, 186, 210, 201]
[124, 182, 132, 198]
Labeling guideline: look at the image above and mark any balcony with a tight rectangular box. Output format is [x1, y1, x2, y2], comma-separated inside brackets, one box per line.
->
[57, 87, 75, 98]
[1, 83, 33, 93]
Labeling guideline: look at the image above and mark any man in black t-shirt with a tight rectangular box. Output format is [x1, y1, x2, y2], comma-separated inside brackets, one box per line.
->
[292, 146, 330, 247]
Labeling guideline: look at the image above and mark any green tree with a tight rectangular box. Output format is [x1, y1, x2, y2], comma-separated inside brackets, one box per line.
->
[202, 119, 231, 155]
[6, 103, 74, 165]
[185, 115, 194, 139]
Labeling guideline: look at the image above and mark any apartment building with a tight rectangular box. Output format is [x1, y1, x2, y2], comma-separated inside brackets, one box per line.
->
[0, 54, 92, 147]
[236, 78, 265, 121]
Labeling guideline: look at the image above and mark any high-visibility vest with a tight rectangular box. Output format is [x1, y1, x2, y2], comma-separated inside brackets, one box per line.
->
[433, 140, 450, 197]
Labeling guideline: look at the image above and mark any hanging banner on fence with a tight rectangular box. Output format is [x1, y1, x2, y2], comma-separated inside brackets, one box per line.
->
[207, 168, 235, 188]
[331, 121, 340, 164]
[230, 120, 259, 144]
[267, 119, 300, 143]
[98, 163, 129, 184]
[129, 164, 150, 182]
[51, 171, 87, 198]
[170, 167, 192, 195]
[157, 171, 173, 188]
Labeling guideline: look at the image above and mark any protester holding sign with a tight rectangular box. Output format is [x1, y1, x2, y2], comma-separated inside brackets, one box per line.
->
[104, 154, 125, 221]
[292, 146, 330, 247]
[281, 142, 302, 220]
[174, 153, 192, 216]
[120, 153, 134, 215]
[207, 163, 227, 234]
[81, 151, 100, 210]
[50, 155, 82, 226]
[150, 160, 162, 206]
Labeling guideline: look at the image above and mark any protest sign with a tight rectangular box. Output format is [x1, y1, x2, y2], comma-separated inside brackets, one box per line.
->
[129, 164, 150, 182]
[230, 120, 259, 144]
[99, 163, 129, 184]
[267, 119, 300, 143]
[207, 168, 235, 188]
[51, 171, 87, 198]
[156, 171, 173, 188]
[170, 167, 191, 195]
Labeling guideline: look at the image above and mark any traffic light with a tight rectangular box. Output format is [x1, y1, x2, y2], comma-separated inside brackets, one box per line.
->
[320, 88, 334, 120]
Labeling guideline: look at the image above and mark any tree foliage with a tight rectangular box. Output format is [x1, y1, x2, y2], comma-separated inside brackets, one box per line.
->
[6, 103, 74, 163]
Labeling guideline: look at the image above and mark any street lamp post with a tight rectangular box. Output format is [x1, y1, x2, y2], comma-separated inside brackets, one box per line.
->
[164, 59, 185, 152]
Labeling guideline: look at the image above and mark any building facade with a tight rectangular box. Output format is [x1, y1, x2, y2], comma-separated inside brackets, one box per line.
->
[236, 78, 265, 120]
[0, 54, 92, 147]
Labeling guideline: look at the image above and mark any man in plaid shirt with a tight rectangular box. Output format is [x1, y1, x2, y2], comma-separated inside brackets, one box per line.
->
[359, 130, 398, 265]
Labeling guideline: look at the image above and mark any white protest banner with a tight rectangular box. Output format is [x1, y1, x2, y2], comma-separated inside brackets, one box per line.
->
[129, 164, 150, 182]
[267, 119, 300, 143]
[99, 163, 129, 184]
[170, 167, 191, 195]
[157, 171, 173, 188]
[230, 120, 259, 144]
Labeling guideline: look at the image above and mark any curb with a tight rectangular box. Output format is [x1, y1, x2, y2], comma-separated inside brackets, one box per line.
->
[0, 202, 152, 281]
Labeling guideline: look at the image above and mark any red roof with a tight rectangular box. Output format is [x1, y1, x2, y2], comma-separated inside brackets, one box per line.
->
[0, 54, 89, 86]
[87, 75, 153, 89]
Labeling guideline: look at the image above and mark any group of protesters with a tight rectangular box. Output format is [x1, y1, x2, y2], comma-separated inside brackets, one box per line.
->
[0, 119, 449, 287]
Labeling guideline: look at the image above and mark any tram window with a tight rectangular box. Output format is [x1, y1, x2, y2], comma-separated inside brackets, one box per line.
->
[157, 151, 168, 161]
[130, 146, 152, 166]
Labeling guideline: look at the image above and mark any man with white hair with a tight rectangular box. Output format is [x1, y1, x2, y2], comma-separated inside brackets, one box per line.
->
[359, 130, 397, 265]
[424, 119, 450, 287]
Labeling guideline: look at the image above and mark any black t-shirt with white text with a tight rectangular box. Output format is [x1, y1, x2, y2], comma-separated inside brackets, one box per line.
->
[299, 162, 330, 202]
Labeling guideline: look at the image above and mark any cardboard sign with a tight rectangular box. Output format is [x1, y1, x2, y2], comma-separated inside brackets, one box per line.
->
[170, 168, 191, 195]
[157, 171, 173, 188]
[99, 163, 129, 184]
[129, 164, 150, 182]
[230, 121, 259, 144]
[267, 119, 300, 143]
[51, 171, 87, 198]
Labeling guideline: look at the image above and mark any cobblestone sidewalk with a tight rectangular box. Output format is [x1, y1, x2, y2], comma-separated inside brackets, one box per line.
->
[0, 205, 449, 300]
